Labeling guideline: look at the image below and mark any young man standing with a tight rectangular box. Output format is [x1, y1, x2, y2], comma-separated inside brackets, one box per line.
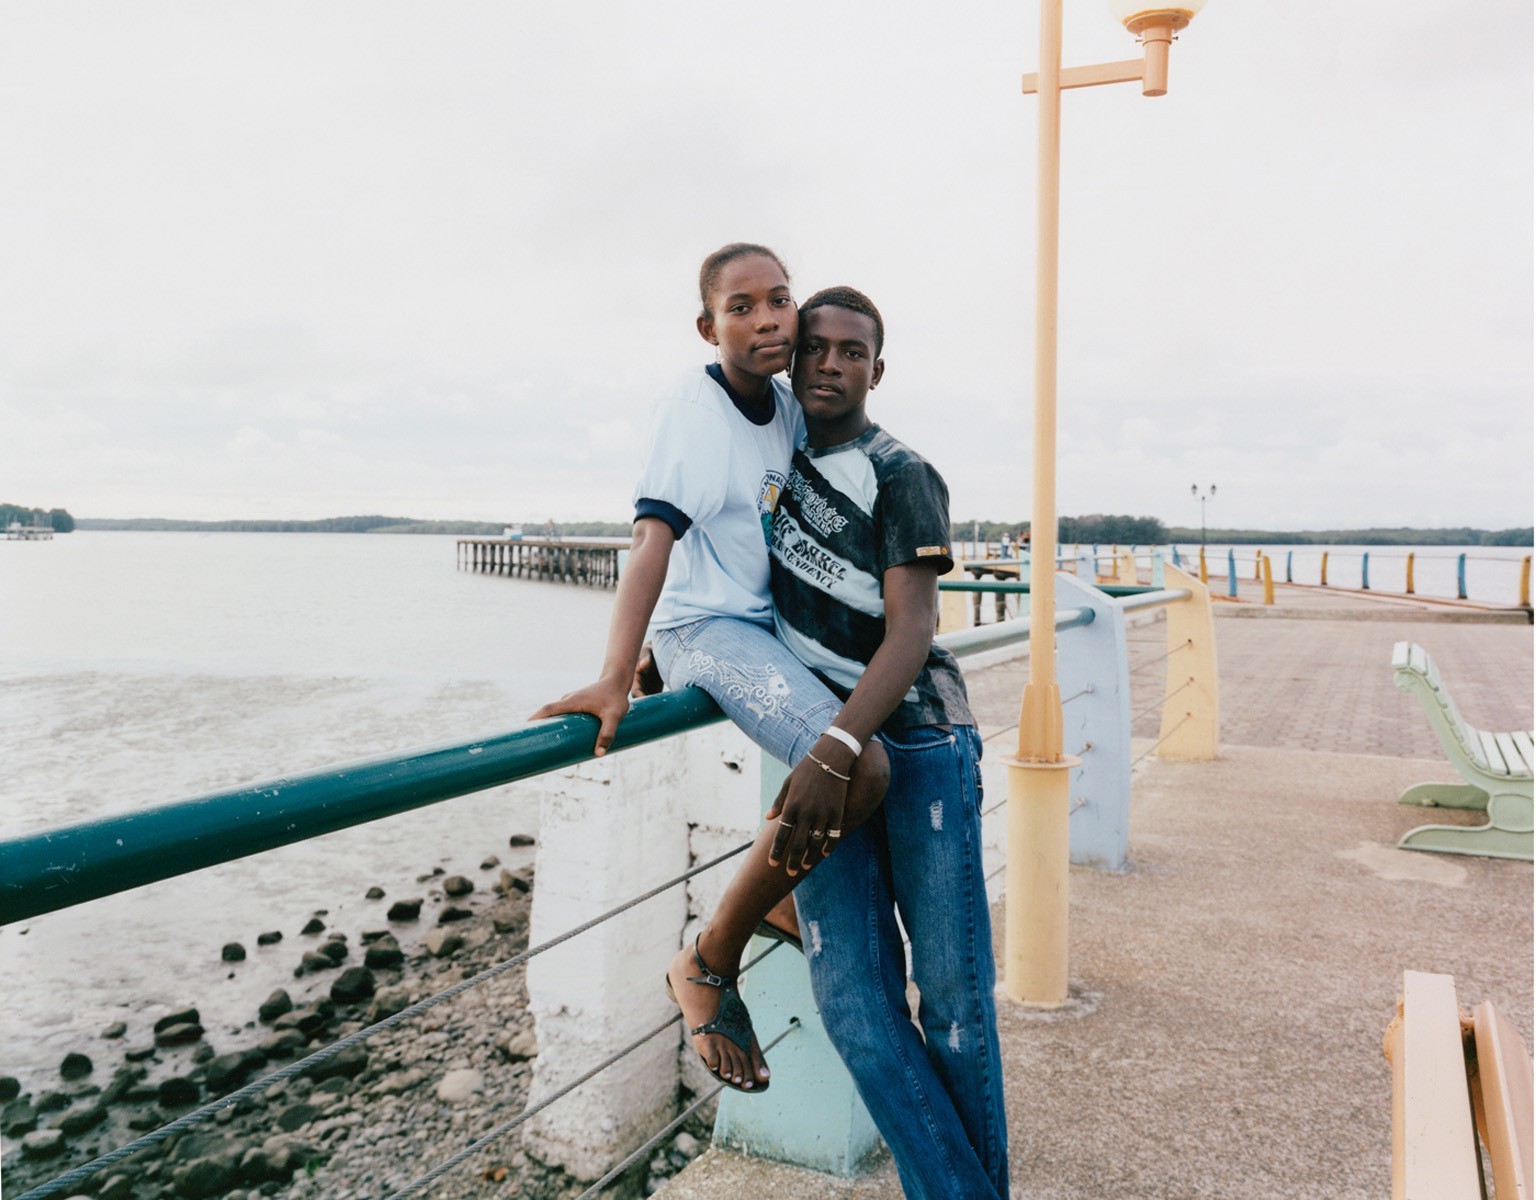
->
[767, 287, 1009, 1200]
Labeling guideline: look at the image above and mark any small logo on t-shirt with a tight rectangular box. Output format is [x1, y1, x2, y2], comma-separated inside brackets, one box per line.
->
[758, 471, 787, 545]
[916, 545, 949, 558]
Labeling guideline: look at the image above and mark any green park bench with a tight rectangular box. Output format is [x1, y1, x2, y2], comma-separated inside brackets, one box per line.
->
[1392, 641, 1533, 861]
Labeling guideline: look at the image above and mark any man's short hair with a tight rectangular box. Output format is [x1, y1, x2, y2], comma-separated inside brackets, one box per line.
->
[799, 286, 884, 357]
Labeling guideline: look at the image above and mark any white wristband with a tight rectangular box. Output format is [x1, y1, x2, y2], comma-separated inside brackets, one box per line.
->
[823, 726, 862, 757]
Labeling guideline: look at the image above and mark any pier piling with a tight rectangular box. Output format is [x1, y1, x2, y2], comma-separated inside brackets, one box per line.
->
[457, 537, 623, 588]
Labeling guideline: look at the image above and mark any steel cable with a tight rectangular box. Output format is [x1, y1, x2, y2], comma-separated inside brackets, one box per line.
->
[573, 1018, 802, 1199]
[1128, 677, 1193, 727]
[1132, 714, 1192, 765]
[19, 840, 753, 1200]
[383, 940, 784, 1199]
[1127, 639, 1192, 674]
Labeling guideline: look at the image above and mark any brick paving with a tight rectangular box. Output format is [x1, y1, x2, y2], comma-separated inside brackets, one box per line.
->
[966, 611, 1533, 759]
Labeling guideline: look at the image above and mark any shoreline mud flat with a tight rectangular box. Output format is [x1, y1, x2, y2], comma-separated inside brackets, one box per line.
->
[2, 836, 707, 1200]
[0, 668, 547, 1086]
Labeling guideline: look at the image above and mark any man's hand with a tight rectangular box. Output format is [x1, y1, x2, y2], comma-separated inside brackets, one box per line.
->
[530, 676, 631, 756]
[631, 644, 664, 698]
[764, 739, 856, 874]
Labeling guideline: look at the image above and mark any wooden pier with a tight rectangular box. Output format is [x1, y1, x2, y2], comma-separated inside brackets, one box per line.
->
[5, 521, 54, 541]
[457, 537, 624, 588]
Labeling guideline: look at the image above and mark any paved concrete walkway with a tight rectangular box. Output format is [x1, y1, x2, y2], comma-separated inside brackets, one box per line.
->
[664, 608, 1533, 1199]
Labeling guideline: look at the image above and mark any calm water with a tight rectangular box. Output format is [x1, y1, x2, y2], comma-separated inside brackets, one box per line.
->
[0, 532, 614, 1086]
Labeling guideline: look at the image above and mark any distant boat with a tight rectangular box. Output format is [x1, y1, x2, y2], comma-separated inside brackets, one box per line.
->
[503, 524, 524, 540]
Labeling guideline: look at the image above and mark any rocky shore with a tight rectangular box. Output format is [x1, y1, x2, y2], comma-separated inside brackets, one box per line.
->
[2, 836, 708, 1200]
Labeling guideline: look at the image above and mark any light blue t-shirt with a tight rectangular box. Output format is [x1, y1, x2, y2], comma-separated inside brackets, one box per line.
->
[634, 366, 801, 630]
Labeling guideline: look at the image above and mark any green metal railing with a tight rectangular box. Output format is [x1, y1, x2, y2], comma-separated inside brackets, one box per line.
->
[0, 689, 724, 925]
[0, 598, 1124, 927]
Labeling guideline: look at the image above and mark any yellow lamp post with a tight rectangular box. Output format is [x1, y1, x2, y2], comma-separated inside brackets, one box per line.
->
[1007, 1, 1212, 1007]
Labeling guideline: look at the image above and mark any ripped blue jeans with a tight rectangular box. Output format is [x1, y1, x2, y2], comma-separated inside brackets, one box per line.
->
[653, 616, 1008, 1200]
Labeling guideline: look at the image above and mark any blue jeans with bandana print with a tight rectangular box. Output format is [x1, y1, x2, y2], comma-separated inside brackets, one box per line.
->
[652, 616, 1008, 1200]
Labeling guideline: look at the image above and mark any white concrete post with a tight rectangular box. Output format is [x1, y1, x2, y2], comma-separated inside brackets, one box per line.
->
[1055, 574, 1133, 870]
[522, 724, 755, 1179]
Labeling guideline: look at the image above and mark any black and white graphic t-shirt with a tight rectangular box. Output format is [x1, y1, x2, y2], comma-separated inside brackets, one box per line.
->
[769, 424, 974, 733]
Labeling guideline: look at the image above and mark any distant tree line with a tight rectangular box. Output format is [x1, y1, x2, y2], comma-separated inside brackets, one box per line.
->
[952, 515, 1168, 545]
[66, 510, 1533, 548]
[1, 503, 74, 532]
[547, 521, 635, 537]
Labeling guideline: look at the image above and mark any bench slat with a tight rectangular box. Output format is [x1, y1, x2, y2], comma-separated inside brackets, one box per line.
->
[1410, 644, 1430, 677]
[1478, 730, 1511, 777]
[1493, 733, 1527, 779]
[1450, 701, 1489, 769]
[1392, 641, 1412, 670]
[1513, 731, 1535, 774]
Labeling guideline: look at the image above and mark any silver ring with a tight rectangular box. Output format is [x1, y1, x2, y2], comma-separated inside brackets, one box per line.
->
[778, 819, 794, 827]
[809, 830, 825, 842]
[826, 829, 843, 839]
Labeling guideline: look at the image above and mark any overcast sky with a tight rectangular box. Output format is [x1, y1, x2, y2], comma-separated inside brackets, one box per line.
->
[1, 1, 1530, 531]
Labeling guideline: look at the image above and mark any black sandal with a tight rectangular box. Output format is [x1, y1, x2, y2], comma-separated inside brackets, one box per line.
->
[665, 935, 768, 1094]
[754, 918, 804, 955]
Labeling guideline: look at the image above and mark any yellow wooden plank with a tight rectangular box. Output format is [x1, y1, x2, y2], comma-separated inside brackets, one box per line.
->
[1471, 1001, 1533, 1200]
[1391, 971, 1481, 1200]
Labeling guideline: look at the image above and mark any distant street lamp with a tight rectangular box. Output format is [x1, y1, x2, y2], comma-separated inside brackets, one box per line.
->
[1192, 483, 1217, 547]
[1009, 1, 1214, 1007]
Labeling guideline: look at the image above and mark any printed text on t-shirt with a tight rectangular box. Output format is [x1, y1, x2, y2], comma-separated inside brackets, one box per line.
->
[772, 508, 847, 588]
[786, 468, 849, 540]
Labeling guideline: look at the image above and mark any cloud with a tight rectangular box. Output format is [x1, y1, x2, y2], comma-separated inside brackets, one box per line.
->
[0, 0, 1528, 529]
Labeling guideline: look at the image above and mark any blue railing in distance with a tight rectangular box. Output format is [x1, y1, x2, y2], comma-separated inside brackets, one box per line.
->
[0, 689, 725, 926]
[939, 580, 1159, 597]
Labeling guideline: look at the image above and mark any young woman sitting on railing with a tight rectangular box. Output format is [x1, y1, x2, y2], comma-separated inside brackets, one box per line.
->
[534, 244, 891, 1095]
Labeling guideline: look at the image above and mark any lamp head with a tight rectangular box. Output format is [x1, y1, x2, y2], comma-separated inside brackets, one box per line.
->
[1105, 2, 1208, 36]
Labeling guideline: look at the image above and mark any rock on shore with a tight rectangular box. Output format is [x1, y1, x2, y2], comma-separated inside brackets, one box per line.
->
[1, 850, 708, 1200]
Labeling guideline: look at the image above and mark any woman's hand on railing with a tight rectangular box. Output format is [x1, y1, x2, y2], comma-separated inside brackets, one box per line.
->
[531, 675, 632, 757]
[764, 743, 855, 874]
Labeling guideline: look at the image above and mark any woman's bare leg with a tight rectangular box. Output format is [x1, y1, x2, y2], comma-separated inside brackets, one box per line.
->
[667, 742, 889, 1088]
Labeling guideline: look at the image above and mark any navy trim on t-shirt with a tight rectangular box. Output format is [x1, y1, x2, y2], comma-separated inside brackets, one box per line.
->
[635, 497, 691, 539]
[706, 363, 776, 426]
